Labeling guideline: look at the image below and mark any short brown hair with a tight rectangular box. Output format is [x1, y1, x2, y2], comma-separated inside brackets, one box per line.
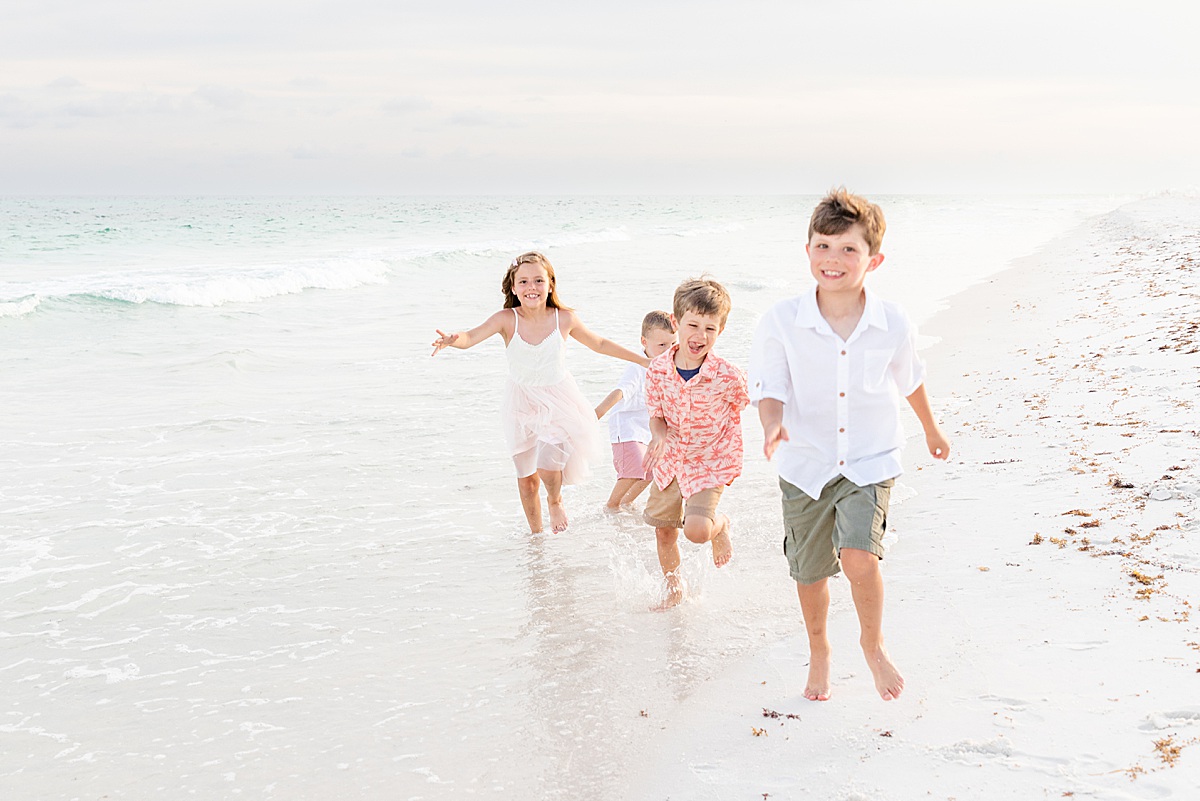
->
[808, 187, 886, 255]
[673, 277, 732, 328]
[641, 310, 675, 337]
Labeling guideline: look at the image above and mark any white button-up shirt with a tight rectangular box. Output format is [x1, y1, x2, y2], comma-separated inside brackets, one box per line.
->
[606, 362, 652, 444]
[748, 286, 926, 499]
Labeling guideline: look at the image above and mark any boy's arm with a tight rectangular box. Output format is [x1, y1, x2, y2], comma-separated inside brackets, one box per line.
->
[727, 363, 751, 412]
[595, 389, 623, 420]
[758, 398, 789, 460]
[643, 415, 669, 473]
[905, 383, 950, 460]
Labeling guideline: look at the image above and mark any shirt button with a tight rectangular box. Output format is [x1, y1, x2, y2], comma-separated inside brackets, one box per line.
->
[839, 392, 845, 397]
[841, 350, 847, 356]
[839, 460, 845, 466]
[839, 427, 845, 433]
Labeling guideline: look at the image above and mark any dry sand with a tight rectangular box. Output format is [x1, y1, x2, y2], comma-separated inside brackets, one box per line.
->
[624, 194, 1200, 800]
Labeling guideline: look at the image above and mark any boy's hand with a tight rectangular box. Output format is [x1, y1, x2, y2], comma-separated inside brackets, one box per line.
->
[643, 436, 667, 474]
[763, 423, 789, 461]
[926, 427, 951, 460]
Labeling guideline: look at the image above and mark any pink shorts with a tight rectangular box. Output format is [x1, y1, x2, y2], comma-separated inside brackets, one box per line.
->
[611, 441, 649, 480]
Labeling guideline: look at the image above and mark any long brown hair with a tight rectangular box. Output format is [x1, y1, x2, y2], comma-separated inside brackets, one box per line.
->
[501, 251, 572, 310]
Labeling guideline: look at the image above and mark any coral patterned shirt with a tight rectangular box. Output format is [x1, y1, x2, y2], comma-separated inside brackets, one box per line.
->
[645, 346, 749, 497]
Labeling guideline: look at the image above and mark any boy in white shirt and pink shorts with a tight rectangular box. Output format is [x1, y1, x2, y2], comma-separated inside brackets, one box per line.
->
[750, 188, 950, 704]
[595, 311, 677, 511]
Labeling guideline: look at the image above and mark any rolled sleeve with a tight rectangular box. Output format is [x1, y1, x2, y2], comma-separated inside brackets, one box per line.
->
[748, 314, 791, 406]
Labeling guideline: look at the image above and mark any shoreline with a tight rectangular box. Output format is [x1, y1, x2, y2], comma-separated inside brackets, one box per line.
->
[625, 194, 1200, 799]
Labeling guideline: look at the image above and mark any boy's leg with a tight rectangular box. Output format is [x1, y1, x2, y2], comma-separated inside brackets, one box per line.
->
[516, 473, 543, 533]
[609, 442, 648, 509]
[618, 478, 651, 506]
[653, 526, 685, 609]
[841, 548, 904, 701]
[681, 487, 731, 567]
[538, 468, 568, 533]
[605, 478, 636, 510]
[795, 578, 832, 701]
[833, 479, 902, 701]
[644, 480, 686, 609]
[781, 477, 841, 700]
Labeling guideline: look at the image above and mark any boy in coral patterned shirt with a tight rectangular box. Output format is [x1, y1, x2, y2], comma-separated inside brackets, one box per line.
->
[642, 277, 749, 610]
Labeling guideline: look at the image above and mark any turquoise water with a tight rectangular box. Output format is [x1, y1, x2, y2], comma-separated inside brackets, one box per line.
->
[0, 194, 1130, 799]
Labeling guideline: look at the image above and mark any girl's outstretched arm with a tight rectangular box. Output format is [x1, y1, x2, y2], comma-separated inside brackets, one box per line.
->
[564, 311, 650, 367]
[594, 389, 623, 419]
[431, 310, 510, 356]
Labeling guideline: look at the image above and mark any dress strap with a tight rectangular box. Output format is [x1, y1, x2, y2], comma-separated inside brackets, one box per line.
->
[554, 308, 560, 338]
[511, 307, 519, 335]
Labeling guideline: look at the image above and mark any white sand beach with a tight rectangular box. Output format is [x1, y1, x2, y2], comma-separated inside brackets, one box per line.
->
[3, 194, 1196, 800]
[626, 195, 1200, 800]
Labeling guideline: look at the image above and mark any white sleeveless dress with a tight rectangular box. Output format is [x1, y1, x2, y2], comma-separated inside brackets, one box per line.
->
[500, 308, 600, 483]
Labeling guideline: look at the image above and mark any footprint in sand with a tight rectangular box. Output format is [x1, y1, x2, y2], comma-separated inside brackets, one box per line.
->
[688, 762, 737, 784]
[1139, 707, 1200, 731]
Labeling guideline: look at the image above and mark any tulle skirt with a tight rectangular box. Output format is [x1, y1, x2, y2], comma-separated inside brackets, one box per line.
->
[500, 374, 600, 484]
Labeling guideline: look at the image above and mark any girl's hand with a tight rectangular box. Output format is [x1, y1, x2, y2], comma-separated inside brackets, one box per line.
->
[431, 329, 459, 356]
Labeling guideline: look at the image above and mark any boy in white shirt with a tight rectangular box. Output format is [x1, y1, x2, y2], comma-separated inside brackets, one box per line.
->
[749, 188, 950, 703]
[595, 311, 678, 510]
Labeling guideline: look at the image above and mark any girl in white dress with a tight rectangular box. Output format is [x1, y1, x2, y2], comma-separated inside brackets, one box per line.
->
[432, 252, 648, 534]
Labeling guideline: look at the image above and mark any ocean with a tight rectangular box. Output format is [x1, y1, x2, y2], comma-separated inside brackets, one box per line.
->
[0, 194, 1131, 799]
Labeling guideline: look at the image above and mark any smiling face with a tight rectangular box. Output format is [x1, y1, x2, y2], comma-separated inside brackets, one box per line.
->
[673, 310, 723, 369]
[806, 223, 885, 296]
[510, 262, 551, 309]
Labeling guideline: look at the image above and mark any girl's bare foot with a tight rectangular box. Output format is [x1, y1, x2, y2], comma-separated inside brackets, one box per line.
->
[711, 515, 732, 567]
[548, 500, 569, 533]
[865, 645, 904, 700]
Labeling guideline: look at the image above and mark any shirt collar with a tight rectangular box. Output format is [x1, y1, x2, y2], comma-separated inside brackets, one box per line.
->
[665, 343, 719, 379]
[794, 285, 889, 335]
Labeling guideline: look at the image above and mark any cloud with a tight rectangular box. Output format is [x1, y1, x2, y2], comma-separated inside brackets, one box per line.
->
[382, 96, 431, 115]
[291, 143, 330, 160]
[192, 85, 248, 110]
[448, 109, 491, 127]
[46, 76, 83, 90]
[288, 76, 325, 90]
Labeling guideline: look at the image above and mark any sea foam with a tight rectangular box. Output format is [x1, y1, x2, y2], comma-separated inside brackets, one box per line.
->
[2, 258, 390, 310]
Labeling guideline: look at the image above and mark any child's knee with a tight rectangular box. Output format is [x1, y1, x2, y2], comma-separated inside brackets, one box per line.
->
[682, 516, 713, 544]
[839, 547, 880, 578]
[654, 526, 679, 545]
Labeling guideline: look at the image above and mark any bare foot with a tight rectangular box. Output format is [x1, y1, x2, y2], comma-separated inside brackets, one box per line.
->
[804, 648, 832, 701]
[711, 515, 732, 568]
[652, 573, 685, 611]
[864, 646, 904, 701]
[548, 501, 569, 533]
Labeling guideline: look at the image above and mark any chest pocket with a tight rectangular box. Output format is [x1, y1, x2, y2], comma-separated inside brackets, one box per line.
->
[862, 348, 893, 393]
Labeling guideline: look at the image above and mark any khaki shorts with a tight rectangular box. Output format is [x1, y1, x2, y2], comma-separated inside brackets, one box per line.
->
[781, 475, 893, 585]
[643, 479, 725, 529]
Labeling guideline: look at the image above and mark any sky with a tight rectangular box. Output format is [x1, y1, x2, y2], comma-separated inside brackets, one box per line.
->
[2, 1, 1197, 195]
